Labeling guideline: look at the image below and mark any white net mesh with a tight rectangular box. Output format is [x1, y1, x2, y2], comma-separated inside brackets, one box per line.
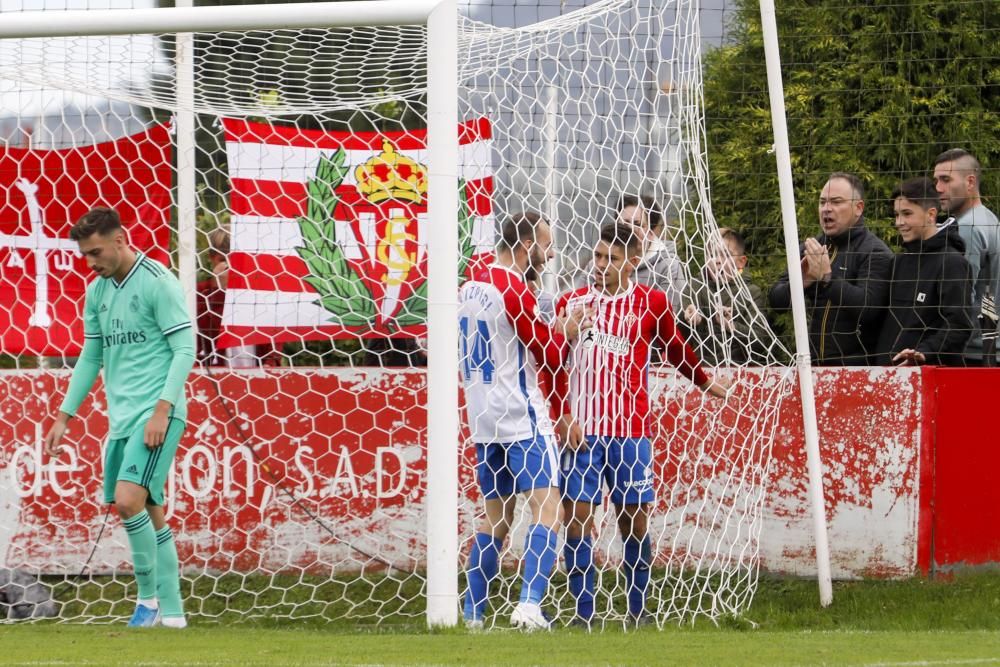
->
[0, 0, 792, 628]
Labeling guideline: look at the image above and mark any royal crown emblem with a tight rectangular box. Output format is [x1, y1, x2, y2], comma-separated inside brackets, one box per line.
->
[354, 140, 428, 204]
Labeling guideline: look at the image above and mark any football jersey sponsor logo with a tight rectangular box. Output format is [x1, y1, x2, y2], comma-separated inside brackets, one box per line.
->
[103, 330, 148, 347]
[104, 317, 147, 347]
[581, 329, 630, 356]
[623, 477, 654, 490]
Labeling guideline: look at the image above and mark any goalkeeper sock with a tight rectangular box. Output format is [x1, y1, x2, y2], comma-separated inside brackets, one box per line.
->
[564, 536, 595, 621]
[463, 532, 501, 621]
[623, 535, 652, 618]
[122, 510, 157, 602]
[519, 524, 558, 605]
[155, 526, 185, 619]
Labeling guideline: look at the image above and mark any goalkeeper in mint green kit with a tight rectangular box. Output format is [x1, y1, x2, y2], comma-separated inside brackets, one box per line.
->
[44, 207, 196, 629]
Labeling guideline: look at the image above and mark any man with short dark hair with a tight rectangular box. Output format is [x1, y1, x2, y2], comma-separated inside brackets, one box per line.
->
[556, 221, 727, 627]
[933, 148, 999, 365]
[769, 172, 893, 364]
[874, 178, 973, 366]
[44, 207, 195, 628]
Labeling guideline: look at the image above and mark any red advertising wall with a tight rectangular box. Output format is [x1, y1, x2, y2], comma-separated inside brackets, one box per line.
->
[0, 370, 431, 574]
[0, 366, 996, 578]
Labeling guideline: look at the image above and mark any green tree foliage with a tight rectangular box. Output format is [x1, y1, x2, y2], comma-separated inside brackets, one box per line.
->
[702, 0, 1000, 330]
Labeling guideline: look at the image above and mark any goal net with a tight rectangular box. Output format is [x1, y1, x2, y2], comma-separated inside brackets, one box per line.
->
[0, 0, 793, 628]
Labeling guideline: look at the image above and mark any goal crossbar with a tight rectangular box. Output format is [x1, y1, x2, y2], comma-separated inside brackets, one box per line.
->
[0, 0, 440, 39]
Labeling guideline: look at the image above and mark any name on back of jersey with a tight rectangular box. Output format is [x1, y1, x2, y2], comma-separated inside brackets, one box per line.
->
[460, 283, 496, 312]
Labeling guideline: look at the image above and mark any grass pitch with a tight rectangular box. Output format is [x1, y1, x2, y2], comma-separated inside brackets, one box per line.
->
[3, 572, 1000, 666]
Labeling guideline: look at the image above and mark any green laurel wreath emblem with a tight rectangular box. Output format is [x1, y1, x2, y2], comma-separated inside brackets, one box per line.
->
[295, 149, 477, 329]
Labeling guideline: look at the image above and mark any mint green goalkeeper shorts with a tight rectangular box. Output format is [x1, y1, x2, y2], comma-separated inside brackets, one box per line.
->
[103, 418, 185, 506]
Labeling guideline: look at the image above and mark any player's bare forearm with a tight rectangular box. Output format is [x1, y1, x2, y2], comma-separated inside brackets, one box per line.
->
[144, 400, 173, 449]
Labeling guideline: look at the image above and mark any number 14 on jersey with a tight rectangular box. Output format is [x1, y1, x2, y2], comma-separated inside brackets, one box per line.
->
[459, 316, 495, 383]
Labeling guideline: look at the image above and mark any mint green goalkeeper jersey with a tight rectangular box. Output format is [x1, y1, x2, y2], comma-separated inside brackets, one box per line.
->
[63, 253, 194, 439]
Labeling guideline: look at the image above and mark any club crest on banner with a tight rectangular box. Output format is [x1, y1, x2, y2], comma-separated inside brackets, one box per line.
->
[2, 178, 80, 329]
[295, 139, 477, 331]
[219, 117, 495, 346]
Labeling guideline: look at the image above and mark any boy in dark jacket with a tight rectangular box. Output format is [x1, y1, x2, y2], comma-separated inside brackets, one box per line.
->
[874, 177, 973, 366]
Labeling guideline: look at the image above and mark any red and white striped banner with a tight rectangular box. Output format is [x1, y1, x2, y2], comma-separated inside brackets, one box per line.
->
[218, 118, 496, 347]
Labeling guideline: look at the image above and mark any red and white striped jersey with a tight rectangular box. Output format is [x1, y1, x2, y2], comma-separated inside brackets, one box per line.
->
[459, 265, 567, 444]
[555, 281, 708, 438]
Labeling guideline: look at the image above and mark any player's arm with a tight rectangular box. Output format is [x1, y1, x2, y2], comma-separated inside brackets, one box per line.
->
[503, 285, 582, 436]
[654, 291, 728, 397]
[502, 283, 572, 413]
[504, 283, 565, 361]
[549, 292, 585, 450]
[146, 275, 196, 448]
[46, 294, 103, 458]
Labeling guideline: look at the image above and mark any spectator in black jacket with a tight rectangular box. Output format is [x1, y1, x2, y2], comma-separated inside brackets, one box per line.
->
[874, 177, 973, 366]
[769, 173, 893, 364]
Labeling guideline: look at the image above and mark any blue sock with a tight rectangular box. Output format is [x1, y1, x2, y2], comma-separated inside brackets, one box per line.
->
[623, 536, 652, 617]
[463, 533, 501, 621]
[519, 524, 558, 605]
[564, 536, 595, 621]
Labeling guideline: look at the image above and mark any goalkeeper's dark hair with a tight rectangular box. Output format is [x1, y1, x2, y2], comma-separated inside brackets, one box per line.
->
[70, 207, 122, 241]
[892, 177, 940, 212]
[498, 211, 547, 252]
[617, 193, 663, 232]
[600, 220, 642, 256]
